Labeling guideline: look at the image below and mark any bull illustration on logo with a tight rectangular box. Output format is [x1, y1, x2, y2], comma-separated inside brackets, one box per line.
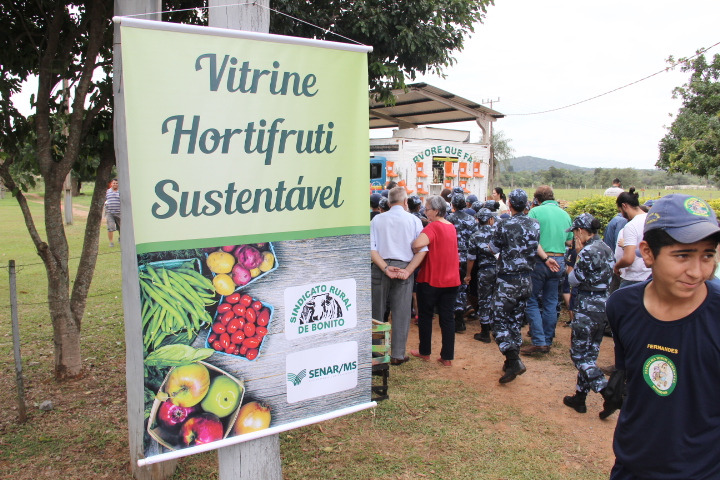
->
[299, 293, 343, 325]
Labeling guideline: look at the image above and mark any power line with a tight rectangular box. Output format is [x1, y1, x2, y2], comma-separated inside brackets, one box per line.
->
[505, 40, 720, 116]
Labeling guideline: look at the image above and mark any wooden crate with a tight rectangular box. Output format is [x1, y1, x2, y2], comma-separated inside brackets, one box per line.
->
[371, 319, 391, 402]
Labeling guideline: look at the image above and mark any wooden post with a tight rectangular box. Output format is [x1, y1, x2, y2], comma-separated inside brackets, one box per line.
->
[9, 260, 27, 424]
[207, 1, 282, 478]
[113, 1, 179, 479]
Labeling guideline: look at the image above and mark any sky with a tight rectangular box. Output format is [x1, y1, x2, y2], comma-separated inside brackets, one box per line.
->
[373, 0, 720, 170]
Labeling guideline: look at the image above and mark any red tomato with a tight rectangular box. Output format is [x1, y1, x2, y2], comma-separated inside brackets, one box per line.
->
[255, 326, 268, 337]
[233, 344, 241, 355]
[230, 331, 245, 344]
[245, 348, 259, 360]
[242, 336, 260, 349]
[212, 340, 223, 351]
[243, 322, 256, 337]
[245, 308, 257, 324]
[251, 300, 263, 311]
[212, 322, 226, 334]
[224, 344, 235, 354]
[217, 303, 232, 313]
[226, 293, 242, 304]
[207, 333, 217, 344]
[232, 304, 246, 317]
[219, 332, 231, 349]
[239, 345, 249, 355]
[256, 308, 270, 327]
[240, 294, 253, 307]
[220, 311, 234, 325]
[226, 318, 242, 334]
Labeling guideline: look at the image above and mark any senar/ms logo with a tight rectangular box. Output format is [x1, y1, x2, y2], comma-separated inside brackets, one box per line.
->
[287, 369, 307, 386]
[308, 361, 357, 378]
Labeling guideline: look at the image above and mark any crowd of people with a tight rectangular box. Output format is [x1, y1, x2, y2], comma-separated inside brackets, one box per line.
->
[370, 179, 720, 479]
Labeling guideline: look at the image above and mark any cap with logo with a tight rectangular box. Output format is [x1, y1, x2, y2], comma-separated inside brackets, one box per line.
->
[475, 208, 495, 223]
[644, 194, 720, 243]
[508, 189, 528, 210]
[566, 212, 595, 232]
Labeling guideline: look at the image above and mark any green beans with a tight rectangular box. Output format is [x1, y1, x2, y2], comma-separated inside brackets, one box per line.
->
[140, 263, 216, 352]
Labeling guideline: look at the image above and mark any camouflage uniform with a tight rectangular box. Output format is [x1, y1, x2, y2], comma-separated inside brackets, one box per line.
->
[490, 212, 540, 353]
[446, 208, 477, 313]
[568, 233, 614, 393]
[467, 222, 497, 326]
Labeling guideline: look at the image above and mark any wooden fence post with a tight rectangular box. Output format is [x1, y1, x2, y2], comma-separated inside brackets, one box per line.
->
[9, 260, 27, 423]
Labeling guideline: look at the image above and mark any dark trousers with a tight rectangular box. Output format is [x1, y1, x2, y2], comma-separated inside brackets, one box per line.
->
[416, 282, 459, 361]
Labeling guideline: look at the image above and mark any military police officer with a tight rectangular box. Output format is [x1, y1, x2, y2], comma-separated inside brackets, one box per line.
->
[563, 213, 614, 412]
[446, 190, 478, 333]
[465, 208, 497, 343]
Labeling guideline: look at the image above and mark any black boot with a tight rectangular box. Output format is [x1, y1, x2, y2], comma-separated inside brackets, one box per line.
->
[454, 311, 466, 333]
[499, 349, 526, 383]
[563, 391, 587, 413]
[474, 323, 492, 343]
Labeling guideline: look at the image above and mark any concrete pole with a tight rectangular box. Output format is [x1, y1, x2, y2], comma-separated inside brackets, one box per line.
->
[207, 2, 282, 479]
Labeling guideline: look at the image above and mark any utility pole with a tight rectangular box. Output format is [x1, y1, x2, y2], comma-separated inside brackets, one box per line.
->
[482, 98, 500, 195]
[206, 2, 281, 479]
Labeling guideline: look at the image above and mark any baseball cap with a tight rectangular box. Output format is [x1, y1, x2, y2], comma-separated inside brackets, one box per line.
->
[370, 193, 382, 209]
[451, 193, 466, 210]
[566, 213, 595, 232]
[407, 195, 422, 210]
[452, 186, 465, 196]
[467, 194, 479, 205]
[508, 189, 528, 210]
[475, 208, 494, 222]
[644, 194, 720, 243]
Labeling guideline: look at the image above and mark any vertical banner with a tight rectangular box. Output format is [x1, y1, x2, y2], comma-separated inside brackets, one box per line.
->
[118, 18, 372, 464]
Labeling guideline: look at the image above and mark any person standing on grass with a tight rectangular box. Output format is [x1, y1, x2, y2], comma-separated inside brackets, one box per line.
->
[105, 178, 120, 247]
[561, 213, 614, 414]
[411, 195, 460, 367]
[605, 194, 720, 479]
[604, 178, 624, 197]
[370, 187, 427, 366]
[522, 185, 572, 356]
[613, 188, 651, 288]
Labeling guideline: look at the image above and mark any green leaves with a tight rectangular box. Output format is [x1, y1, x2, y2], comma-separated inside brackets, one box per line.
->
[658, 53, 720, 180]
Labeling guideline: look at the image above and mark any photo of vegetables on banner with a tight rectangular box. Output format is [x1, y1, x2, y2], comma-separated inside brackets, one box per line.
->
[117, 18, 374, 464]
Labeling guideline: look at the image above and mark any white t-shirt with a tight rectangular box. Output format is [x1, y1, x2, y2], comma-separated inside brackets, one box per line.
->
[615, 213, 651, 282]
[497, 200, 509, 215]
[604, 186, 624, 197]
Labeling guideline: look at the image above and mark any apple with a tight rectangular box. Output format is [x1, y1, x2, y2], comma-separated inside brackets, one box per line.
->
[164, 363, 210, 408]
[180, 413, 224, 446]
[232, 401, 272, 435]
[200, 376, 243, 418]
[157, 400, 198, 431]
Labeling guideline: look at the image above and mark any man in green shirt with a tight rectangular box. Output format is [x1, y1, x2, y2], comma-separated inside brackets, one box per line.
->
[521, 185, 573, 355]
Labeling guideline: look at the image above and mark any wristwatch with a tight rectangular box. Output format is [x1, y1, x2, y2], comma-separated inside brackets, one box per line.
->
[541, 256, 550, 263]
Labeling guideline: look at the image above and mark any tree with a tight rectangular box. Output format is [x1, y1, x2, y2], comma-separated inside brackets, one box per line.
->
[490, 129, 514, 189]
[658, 53, 720, 180]
[1, 0, 493, 380]
[270, 0, 494, 102]
[0, 1, 115, 379]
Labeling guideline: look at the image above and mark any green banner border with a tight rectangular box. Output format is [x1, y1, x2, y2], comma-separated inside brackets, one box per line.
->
[135, 225, 370, 254]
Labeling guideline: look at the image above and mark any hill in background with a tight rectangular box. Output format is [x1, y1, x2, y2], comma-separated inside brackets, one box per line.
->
[502, 156, 591, 172]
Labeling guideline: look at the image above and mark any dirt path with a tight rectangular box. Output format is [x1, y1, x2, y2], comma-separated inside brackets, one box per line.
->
[409, 313, 617, 472]
[23, 193, 96, 221]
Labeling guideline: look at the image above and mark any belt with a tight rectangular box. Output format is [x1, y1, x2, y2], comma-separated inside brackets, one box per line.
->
[545, 253, 564, 257]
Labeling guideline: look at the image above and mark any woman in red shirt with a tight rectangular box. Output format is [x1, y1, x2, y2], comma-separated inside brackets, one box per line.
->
[411, 195, 461, 366]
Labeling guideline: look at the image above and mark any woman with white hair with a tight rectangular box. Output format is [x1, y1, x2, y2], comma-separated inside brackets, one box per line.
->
[410, 195, 461, 367]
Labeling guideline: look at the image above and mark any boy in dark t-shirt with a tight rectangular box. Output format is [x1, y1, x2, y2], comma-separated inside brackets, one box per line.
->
[605, 194, 720, 480]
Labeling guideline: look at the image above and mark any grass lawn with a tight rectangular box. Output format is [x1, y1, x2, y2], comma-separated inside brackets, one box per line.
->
[0, 190, 613, 479]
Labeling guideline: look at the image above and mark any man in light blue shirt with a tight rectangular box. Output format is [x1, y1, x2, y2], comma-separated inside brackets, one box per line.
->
[371, 187, 427, 365]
